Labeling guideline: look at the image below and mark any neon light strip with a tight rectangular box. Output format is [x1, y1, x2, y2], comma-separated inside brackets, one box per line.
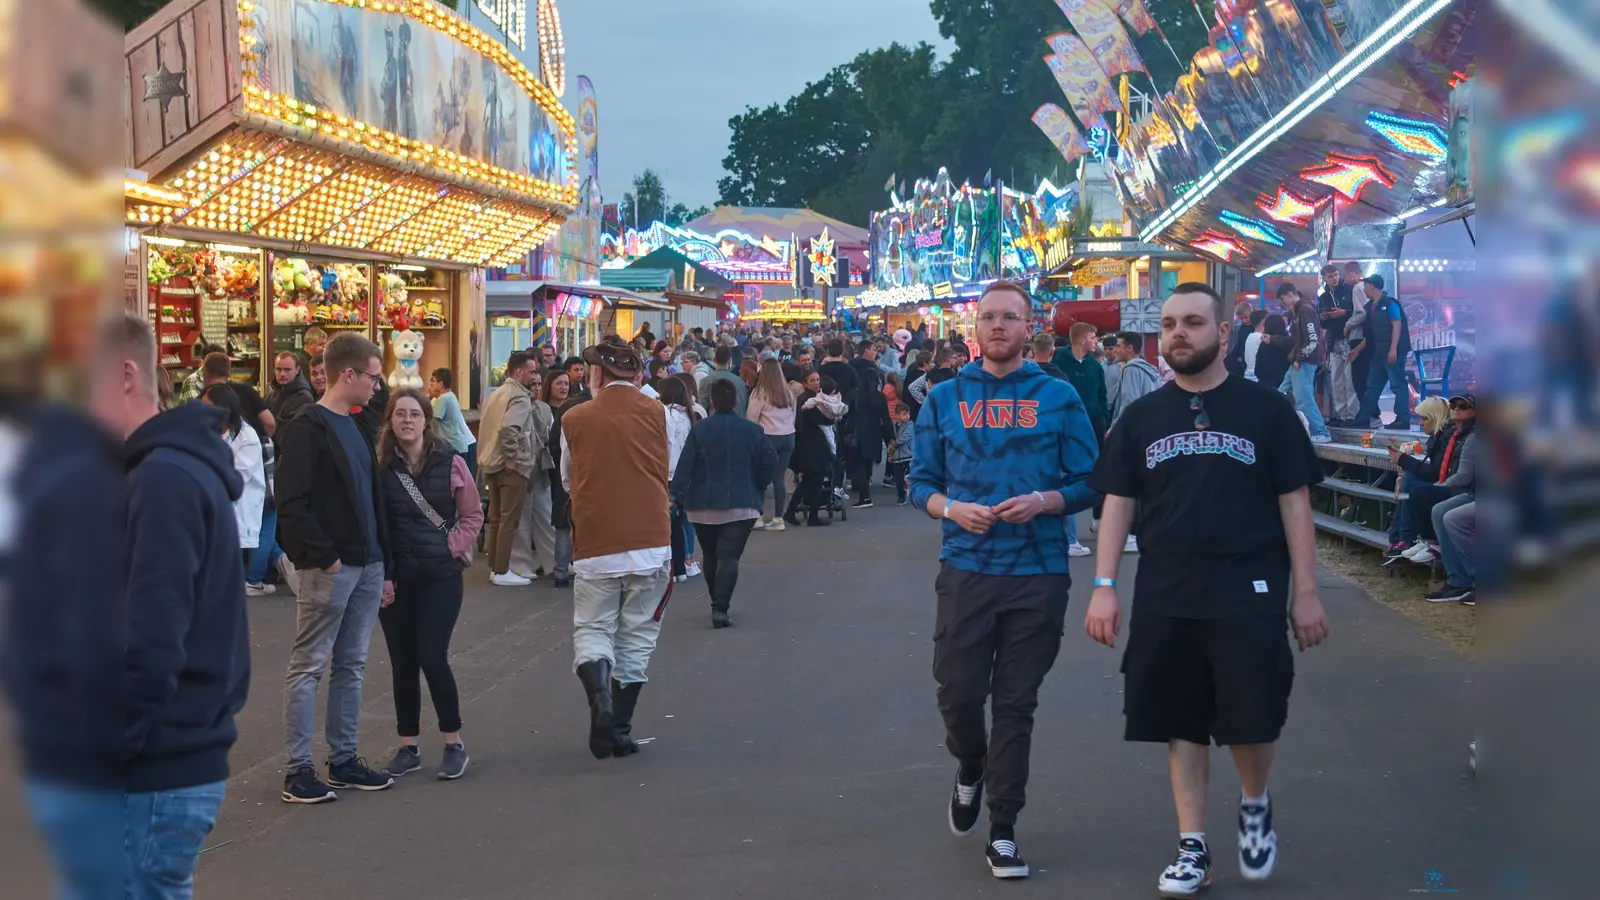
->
[1255, 249, 1318, 277]
[1139, 0, 1454, 243]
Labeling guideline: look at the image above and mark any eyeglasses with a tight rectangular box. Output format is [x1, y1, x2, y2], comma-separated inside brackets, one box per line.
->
[392, 409, 426, 422]
[1190, 392, 1211, 431]
[977, 312, 1026, 325]
[348, 368, 382, 383]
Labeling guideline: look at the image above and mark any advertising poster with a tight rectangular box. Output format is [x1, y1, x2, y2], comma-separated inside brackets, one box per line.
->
[1043, 34, 1123, 128]
[1053, 0, 1146, 78]
[1031, 104, 1093, 165]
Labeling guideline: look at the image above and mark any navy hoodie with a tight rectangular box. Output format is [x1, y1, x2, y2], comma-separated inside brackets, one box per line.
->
[1, 405, 125, 787]
[124, 403, 252, 791]
[910, 361, 1100, 575]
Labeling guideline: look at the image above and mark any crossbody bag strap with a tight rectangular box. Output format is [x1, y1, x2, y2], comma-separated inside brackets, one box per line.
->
[395, 471, 449, 531]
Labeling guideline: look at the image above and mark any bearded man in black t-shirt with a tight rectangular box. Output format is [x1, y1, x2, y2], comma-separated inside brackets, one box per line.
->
[1083, 283, 1330, 899]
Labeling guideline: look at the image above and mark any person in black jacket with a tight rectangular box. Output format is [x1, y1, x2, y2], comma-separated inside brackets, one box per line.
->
[670, 378, 777, 628]
[785, 371, 836, 527]
[276, 332, 397, 803]
[374, 389, 484, 781]
[269, 350, 318, 426]
[846, 342, 894, 507]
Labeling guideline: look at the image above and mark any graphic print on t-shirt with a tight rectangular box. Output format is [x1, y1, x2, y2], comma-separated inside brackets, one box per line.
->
[1145, 430, 1257, 468]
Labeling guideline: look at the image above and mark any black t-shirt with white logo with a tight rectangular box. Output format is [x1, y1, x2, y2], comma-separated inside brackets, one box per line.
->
[1090, 376, 1323, 619]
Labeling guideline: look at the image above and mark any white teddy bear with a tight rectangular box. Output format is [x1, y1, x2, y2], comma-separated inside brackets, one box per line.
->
[389, 326, 426, 391]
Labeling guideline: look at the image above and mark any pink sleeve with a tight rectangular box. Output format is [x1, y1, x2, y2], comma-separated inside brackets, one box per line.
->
[448, 454, 483, 555]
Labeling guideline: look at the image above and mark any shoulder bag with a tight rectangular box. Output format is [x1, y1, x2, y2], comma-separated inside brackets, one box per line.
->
[395, 470, 474, 567]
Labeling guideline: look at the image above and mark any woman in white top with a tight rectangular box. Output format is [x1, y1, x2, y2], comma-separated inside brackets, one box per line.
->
[201, 384, 266, 567]
[745, 358, 797, 531]
[658, 376, 699, 580]
[1243, 309, 1268, 381]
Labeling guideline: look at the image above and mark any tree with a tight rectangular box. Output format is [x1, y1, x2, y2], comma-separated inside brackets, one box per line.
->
[665, 203, 711, 227]
[619, 169, 667, 229]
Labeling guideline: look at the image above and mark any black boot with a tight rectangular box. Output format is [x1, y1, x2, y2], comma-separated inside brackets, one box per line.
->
[711, 608, 732, 629]
[610, 680, 643, 756]
[574, 660, 615, 759]
[807, 512, 831, 527]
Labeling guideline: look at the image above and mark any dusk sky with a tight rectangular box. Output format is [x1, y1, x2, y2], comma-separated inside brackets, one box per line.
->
[556, 0, 951, 213]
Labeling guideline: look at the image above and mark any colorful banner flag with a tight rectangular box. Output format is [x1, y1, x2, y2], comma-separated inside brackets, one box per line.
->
[1053, 0, 1146, 77]
[1032, 104, 1094, 165]
[1113, 0, 1158, 35]
[1043, 34, 1123, 128]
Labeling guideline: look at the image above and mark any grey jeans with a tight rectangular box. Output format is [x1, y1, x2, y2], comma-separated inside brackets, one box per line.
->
[572, 562, 671, 684]
[284, 561, 385, 769]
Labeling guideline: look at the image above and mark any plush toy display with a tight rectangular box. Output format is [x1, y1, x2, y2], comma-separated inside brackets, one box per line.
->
[388, 316, 426, 390]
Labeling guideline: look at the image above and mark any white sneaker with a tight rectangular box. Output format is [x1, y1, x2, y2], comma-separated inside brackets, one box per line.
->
[491, 572, 532, 586]
[512, 569, 539, 581]
[245, 582, 276, 597]
[1409, 546, 1439, 565]
[1068, 541, 1092, 558]
[276, 556, 300, 595]
[684, 561, 703, 578]
[766, 519, 786, 532]
[1402, 541, 1434, 560]
[1124, 535, 1140, 554]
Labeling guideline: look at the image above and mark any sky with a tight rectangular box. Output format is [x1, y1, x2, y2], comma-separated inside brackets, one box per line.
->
[554, 0, 951, 212]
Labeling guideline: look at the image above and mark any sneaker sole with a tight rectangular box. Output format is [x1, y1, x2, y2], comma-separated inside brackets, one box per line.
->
[438, 758, 469, 780]
[385, 762, 422, 778]
[326, 778, 395, 791]
[1158, 881, 1211, 898]
[1240, 858, 1276, 881]
[990, 863, 1030, 879]
[281, 789, 337, 804]
[948, 804, 980, 837]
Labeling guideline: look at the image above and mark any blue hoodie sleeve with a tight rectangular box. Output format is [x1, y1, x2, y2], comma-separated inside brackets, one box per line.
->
[123, 459, 206, 758]
[908, 387, 946, 514]
[1056, 384, 1102, 514]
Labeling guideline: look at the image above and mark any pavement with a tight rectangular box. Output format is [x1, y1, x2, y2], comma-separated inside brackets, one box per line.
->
[166, 496, 1473, 898]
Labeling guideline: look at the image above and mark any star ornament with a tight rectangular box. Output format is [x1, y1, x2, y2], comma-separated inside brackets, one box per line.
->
[143, 62, 188, 114]
[1366, 111, 1448, 160]
[1256, 184, 1321, 225]
[1300, 153, 1397, 202]
[1218, 209, 1286, 246]
[808, 227, 837, 286]
[1190, 230, 1248, 262]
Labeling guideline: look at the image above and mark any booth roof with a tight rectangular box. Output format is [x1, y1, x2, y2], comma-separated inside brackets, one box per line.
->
[485, 279, 671, 310]
[686, 206, 868, 246]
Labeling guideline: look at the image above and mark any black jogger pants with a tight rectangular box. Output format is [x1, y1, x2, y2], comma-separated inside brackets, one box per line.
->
[379, 573, 465, 736]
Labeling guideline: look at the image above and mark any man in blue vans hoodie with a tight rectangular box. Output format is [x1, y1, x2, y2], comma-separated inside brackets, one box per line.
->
[909, 283, 1099, 881]
[40, 315, 249, 899]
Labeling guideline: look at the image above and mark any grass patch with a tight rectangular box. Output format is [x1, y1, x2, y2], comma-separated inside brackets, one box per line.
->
[1316, 534, 1475, 657]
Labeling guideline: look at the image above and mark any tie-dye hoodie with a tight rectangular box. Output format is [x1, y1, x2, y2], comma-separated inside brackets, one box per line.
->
[909, 360, 1100, 575]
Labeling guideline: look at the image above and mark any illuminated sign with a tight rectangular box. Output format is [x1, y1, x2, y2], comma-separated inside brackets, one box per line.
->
[931, 282, 954, 298]
[1044, 239, 1073, 271]
[1366, 111, 1448, 160]
[1256, 184, 1321, 226]
[1190, 230, 1248, 261]
[1300, 153, 1398, 202]
[808, 227, 838, 287]
[477, 0, 527, 50]
[1218, 210, 1286, 246]
[859, 284, 932, 308]
[914, 230, 945, 249]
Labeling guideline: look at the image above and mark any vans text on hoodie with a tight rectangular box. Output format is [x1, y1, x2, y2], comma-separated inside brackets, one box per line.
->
[909, 361, 1100, 576]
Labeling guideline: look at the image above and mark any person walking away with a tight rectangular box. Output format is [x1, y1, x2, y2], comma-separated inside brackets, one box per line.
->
[543, 369, 576, 587]
[1083, 282, 1330, 898]
[846, 339, 893, 508]
[1253, 316, 1292, 397]
[1353, 274, 1413, 430]
[746, 357, 796, 530]
[374, 389, 484, 781]
[886, 402, 913, 504]
[697, 344, 749, 417]
[659, 375, 697, 580]
[908, 282, 1100, 880]
[201, 385, 267, 578]
[198, 350, 276, 438]
[276, 331, 397, 803]
[429, 367, 476, 477]
[477, 351, 538, 587]
[509, 369, 557, 581]
[785, 371, 836, 527]
[1225, 302, 1253, 377]
[1316, 264, 1358, 423]
[671, 378, 777, 628]
[560, 340, 674, 759]
[1242, 311, 1268, 381]
[1275, 283, 1332, 443]
[818, 338, 859, 406]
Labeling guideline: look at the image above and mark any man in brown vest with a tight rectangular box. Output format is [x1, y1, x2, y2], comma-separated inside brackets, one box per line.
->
[559, 339, 673, 759]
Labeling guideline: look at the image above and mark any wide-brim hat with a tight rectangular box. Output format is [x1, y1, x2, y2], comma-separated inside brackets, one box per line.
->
[582, 340, 641, 379]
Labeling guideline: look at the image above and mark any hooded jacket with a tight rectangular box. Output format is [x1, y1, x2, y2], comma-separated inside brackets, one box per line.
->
[270, 373, 317, 427]
[1, 405, 125, 787]
[1108, 357, 1161, 425]
[909, 361, 1100, 575]
[124, 403, 252, 791]
[1051, 348, 1110, 437]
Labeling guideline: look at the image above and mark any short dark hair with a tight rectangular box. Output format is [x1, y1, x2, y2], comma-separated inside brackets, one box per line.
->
[202, 351, 231, 381]
[978, 280, 1032, 311]
[1321, 264, 1339, 277]
[827, 339, 845, 358]
[795, 345, 813, 358]
[1275, 281, 1300, 299]
[934, 347, 955, 366]
[1264, 314, 1289, 337]
[857, 338, 874, 354]
[714, 345, 733, 367]
[309, 353, 324, 369]
[563, 356, 585, 371]
[431, 367, 453, 388]
[914, 350, 932, 368]
[506, 351, 534, 374]
[819, 375, 837, 394]
[324, 332, 381, 379]
[201, 382, 244, 438]
[1116, 331, 1143, 354]
[1249, 309, 1269, 329]
[708, 376, 738, 413]
[1170, 281, 1226, 325]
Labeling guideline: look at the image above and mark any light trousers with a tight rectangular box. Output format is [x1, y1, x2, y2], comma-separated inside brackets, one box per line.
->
[510, 468, 556, 576]
[572, 561, 671, 685]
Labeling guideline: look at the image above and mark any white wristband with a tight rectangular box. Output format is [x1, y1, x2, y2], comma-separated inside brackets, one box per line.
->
[1033, 491, 1047, 509]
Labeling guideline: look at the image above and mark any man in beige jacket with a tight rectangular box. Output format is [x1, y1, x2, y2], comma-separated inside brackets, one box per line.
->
[477, 351, 539, 586]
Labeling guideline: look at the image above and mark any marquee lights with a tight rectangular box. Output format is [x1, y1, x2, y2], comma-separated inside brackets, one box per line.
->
[1365, 111, 1449, 160]
[1137, 0, 1454, 242]
[808, 227, 838, 286]
[1300, 152, 1397, 202]
[859, 284, 932, 308]
[536, 0, 566, 96]
[1217, 210, 1286, 246]
[1189, 230, 1248, 262]
[1256, 184, 1322, 225]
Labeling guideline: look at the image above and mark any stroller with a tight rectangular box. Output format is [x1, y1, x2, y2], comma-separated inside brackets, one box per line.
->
[819, 451, 849, 522]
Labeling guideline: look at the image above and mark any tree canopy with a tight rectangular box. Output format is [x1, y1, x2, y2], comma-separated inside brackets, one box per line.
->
[618, 169, 709, 230]
[717, 0, 1207, 226]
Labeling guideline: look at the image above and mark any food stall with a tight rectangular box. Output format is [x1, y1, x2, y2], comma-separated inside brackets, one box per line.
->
[124, 0, 579, 397]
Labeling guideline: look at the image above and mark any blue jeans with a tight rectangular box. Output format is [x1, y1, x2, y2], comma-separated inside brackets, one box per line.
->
[1065, 511, 1080, 545]
[1282, 363, 1329, 438]
[765, 433, 796, 518]
[1390, 472, 1426, 544]
[25, 779, 226, 900]
[245, 504, 282, 583]
[284, 561, 385, 769]
[1357, 351, 1411, 429]
[1432, 493, 1475, 586]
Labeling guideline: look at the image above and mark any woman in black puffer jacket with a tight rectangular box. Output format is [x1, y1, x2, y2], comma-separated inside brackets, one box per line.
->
[374, 388, 483, 781]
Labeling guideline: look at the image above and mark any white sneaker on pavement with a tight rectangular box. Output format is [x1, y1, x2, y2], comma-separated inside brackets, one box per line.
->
[245, 582, 275, 597]
[1068, 541, 1092, 558]
[1124, 535, 1140, 554]
[685, 561, 702, 578]
[491, 572, 532, 587]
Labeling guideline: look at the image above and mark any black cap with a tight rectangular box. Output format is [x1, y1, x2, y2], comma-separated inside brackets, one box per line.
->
[1448, 393, 1476, 409]
[1362, 274, 1384, 291]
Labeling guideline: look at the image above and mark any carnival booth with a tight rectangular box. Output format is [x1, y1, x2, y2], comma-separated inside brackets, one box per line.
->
[124, 0, 579, 399]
